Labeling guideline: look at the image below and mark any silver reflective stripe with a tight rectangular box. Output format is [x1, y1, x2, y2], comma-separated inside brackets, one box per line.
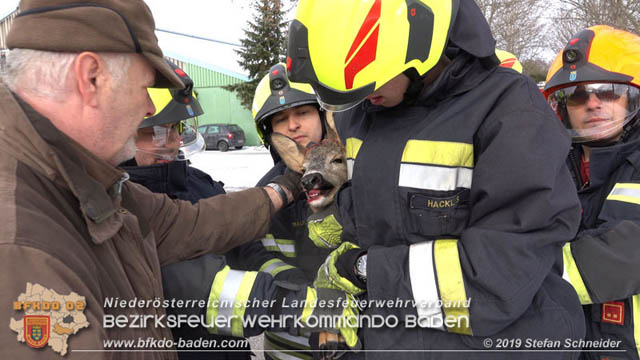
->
[267, 330, 310, 348]
[262, 260, 288, 275]
[562, 266, 571, 284]
[609, 187, 640, 199]
[399, 164, 472, 191]
[261, 238, 295, 254]
[216, 269, 245, 335]
[347, 159, 355, 180]
[263, 340, 303, 360]
[409, 241, 444, 330]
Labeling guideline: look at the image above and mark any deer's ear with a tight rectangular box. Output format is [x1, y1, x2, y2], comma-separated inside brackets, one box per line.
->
[324, 112, 342, 145]
[269, 133, 307, 174]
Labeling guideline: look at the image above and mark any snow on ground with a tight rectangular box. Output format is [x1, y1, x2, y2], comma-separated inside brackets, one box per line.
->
[189, 146, 274, 192]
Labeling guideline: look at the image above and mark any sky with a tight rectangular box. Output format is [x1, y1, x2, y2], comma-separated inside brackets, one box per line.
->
[0, 0, 293, 77]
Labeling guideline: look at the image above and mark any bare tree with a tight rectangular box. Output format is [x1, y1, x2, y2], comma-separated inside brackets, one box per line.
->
[474, 0, 551, 60]
[552, 0, 640, 51]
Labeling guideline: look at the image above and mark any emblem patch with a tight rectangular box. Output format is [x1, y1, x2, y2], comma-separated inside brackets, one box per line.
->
[601, 301, 624, 325]
[24, 315, 50, 348]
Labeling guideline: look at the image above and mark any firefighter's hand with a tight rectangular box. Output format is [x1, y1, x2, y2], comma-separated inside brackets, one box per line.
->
[301, 287, 361, 351]
[314, 242, 366, 295]
[308, 202, 343, 249]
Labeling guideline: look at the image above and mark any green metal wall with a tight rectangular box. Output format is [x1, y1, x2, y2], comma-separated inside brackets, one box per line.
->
[177, 61, 260, 146]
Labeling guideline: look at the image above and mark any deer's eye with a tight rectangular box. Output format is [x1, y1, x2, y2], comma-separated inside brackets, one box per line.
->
[300, 168, 306, 174]
[331, 158, 343, 164]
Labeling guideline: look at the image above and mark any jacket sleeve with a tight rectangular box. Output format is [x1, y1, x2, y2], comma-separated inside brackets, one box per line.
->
[563, 191, 640, 304]
[364, 107, 581, 337]
[162, 253, 305, 338]
[0, 244, 106, 359]
[126, 183, 273, 266]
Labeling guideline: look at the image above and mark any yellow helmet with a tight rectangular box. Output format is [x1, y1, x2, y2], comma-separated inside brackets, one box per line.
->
[495, 49, 522, 73]
[252, 63, 318, 145]
[544, 26, 640, 145]
[286, 0, 496, 111]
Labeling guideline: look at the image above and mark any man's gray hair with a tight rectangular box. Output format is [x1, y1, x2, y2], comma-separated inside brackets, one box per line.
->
[2, 49, 133, 101]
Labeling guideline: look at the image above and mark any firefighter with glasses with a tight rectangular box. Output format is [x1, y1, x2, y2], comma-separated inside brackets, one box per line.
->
[544, 25, 640, 360]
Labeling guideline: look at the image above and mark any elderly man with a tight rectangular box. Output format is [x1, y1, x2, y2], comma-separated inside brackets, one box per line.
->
[0, 0, 300, 358]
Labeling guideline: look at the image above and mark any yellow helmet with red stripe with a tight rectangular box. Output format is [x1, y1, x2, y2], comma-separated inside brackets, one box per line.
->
[495, 49, 522, 73]
[287, 0, 461, 111]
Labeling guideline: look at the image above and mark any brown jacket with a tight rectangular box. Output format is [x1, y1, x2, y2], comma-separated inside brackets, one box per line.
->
[0, 83, 272, 359]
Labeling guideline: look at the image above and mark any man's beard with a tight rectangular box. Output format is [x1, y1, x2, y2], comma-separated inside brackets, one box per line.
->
[110, 135, 137, 166]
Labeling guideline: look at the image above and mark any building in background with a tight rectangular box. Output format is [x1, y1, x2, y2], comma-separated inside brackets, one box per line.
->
[0, 8, 260, 146]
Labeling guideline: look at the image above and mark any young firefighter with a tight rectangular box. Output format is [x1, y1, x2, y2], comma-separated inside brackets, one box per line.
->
[286, 0, 585, 358]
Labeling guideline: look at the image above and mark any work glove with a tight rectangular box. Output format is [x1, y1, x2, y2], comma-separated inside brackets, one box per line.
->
[314, 242, 367, 296]
[270, 168, 303, 204]
[308, 202, 344, 249]
[300, 287, 362, 351]
[309, 332, 350, 360]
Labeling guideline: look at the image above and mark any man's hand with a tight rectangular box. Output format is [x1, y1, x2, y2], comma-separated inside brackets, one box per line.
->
[314, 242, 366, 295]
[269, 168, 303, 204]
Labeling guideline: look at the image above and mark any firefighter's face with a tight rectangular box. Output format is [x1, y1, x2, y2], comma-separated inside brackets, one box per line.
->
[271, 105, 323, 147]
[365, 74, 410, 108]
[566, 86, 629, 142]
[134, 122, 182, 165]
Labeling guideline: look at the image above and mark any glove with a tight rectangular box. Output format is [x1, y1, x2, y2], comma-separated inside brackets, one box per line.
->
[309, 332, 350, 360]
[300, 287, 361, 351]
[314, 242, 366, 295]
[270, 168, 303, 204]
[308, 202, 343, 249]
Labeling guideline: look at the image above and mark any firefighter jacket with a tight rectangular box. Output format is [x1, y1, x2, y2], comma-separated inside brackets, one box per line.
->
[227, 159, 333, 359]
[123, 160, 251, 360]
[562, 140, 640, 360]
[333, 52, 586, 359]
[0, 84, 274, 360]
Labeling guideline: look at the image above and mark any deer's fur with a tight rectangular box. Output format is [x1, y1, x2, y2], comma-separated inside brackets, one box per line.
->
[270, 112, 347, 212]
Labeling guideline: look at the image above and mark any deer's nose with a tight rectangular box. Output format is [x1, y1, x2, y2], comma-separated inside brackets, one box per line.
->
[301, 173, 323, 191]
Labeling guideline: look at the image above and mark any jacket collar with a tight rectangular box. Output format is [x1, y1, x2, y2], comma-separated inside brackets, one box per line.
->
[0, 83, 127, 244]
[585, 138, 640, 188]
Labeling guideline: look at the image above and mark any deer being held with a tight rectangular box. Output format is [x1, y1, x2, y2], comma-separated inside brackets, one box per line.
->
[270, 112, 352, 359]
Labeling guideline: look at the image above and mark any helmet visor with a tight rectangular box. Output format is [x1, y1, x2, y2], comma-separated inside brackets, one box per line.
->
[548, 83, 640, 143]
[317, 96, 365, 112]
[135, 117, 200, 163]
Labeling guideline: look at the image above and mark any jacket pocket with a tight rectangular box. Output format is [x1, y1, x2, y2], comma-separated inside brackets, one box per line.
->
[403, 188, 470, 240]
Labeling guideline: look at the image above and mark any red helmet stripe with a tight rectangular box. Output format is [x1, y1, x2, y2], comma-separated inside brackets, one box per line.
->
[344, 0, 381, 89]
[500, 58, 516, 68]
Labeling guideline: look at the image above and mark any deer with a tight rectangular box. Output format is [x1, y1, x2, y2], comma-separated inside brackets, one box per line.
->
[269, 112, 350, 358]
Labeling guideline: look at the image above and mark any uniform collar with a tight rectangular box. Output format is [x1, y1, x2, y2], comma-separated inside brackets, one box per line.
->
[586, 138, 640, 188]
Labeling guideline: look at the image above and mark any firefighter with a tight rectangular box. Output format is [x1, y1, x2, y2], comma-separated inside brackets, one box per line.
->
[544, 25, 640, 360]
[286, 0, 585, 358]
[227, 63, 334, 359]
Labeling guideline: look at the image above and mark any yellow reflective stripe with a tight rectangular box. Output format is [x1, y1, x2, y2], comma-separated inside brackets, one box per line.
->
[259, 258, 296, 277]
[345, 138, 362, 160]
[562, 243, 593, 305]
[275, 238, 296, 245]
[434, 239, 472, 335]
[633, 295, 640, 359]
[607, 183, 640, 205]
[402, 140, 474, 168]
[301, 287, 316, 322]
[230, 271, 258, 337]
[206, 265, 230, 334]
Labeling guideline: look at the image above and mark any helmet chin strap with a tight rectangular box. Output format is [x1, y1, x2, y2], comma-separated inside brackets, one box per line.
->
[401, 68, 426, 106]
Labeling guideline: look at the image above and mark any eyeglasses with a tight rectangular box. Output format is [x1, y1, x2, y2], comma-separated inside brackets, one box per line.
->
[140, 121, 185, 137]
[553, 83, 629, 106]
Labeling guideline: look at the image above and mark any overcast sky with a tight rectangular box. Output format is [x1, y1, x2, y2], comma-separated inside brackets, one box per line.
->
[0, 0, 280, 76]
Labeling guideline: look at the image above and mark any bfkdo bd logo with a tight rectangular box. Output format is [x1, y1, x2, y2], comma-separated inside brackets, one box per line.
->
[24, 315, 50, 348]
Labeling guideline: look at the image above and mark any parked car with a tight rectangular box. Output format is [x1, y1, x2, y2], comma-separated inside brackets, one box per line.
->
[197, 124, 246, 152]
